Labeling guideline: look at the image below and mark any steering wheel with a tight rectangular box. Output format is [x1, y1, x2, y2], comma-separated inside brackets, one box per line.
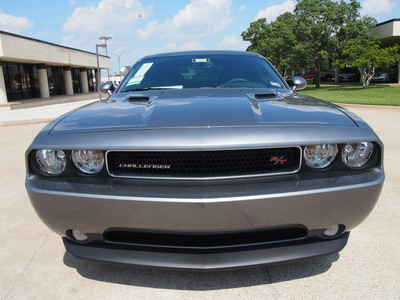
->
[225, 78, 250, 84]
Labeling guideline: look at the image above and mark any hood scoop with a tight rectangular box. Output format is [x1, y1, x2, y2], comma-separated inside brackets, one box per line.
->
[129, 96, 149, 102]
[128, 94, 158, 105]
[246, 92, 277, 102]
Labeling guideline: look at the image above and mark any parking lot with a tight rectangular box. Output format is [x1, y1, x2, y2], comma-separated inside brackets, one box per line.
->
[1, 103, 399, 299]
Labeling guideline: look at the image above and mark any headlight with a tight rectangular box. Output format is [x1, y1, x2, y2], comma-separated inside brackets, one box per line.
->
[71, 150, 104, 174]
[304, 144, 337, 169]
[342, 142, 373, 168]
[35, 149, 67, 175]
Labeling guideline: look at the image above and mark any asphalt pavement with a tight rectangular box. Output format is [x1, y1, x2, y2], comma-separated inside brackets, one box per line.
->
[0, 101, 399, 299]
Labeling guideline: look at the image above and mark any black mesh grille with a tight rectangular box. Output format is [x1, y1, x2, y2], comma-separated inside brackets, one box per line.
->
[104, 226, 308, 249]
[106, 147, 301, 178]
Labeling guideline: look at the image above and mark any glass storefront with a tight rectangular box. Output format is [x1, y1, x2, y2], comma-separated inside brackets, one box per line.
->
[2, 62, 40, 100]
[88, 69, 95, 92]
[71, 68, 81, 94]
[47, 66, 65, 96]
[2, 61, 97, 102]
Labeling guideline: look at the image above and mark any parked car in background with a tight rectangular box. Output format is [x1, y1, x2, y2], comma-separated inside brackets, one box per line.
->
[339, 68, 360, 82]
[371, 66, 399, 83]
[296, 71, 316, 79]
[371, 73, 389, 82]
[320, 69, 336, 82]
[26, 51, 384, 270]
[387, 66, 399, 82]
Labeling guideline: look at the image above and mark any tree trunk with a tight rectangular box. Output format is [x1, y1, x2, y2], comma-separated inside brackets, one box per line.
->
[360, 67, 368, 89]
[366, 66, 376, 88]
[335, 67, 340, 83]
[315, 64, 321, 88]
[360, 67, 376, 89]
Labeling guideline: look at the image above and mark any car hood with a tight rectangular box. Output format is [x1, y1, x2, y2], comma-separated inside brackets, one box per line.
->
[50, 89, 356, 134]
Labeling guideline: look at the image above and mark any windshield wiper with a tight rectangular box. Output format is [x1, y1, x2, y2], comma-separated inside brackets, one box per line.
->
[121, 87, 165, 92]
[122, 86, 183, 93]
[217, 85, 252, 88]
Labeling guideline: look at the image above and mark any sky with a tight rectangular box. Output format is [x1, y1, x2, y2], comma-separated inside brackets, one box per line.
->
[0, 0, 399, 75]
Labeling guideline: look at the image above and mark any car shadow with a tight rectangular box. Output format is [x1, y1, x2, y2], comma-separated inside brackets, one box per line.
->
[63, 252, 339, 290]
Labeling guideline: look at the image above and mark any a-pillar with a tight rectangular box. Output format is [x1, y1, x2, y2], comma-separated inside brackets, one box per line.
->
[63, 66, 74, 95]
[0, 60, 8, 104]
[37, 64, 50, 98]
[80, 68, 89, 93]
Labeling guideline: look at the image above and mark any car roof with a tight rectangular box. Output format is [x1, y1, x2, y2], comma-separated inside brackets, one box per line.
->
[142, 50, 263, 60]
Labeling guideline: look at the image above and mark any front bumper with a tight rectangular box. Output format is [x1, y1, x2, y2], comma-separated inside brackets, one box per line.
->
[27, 168, 383, 269]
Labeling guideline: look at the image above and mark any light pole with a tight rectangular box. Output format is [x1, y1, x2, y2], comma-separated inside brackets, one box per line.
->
[96, 43, 106, 100]
[98, 36, 112, 81]
[112, 51, 125, 82]
[112, 51, 125, 75]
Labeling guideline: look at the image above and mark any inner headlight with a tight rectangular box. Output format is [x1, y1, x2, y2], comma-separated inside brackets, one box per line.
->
[35, 149, 67, 175]
[342, 142, 373, 168]
[71, 150, 104, 174]
[304, 144, 338, 169]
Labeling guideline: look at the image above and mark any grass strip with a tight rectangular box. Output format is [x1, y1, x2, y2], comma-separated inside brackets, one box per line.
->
[299, 84, 400, 106]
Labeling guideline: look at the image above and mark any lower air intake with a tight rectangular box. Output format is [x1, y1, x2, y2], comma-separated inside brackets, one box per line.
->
[103, 226, 308, 249]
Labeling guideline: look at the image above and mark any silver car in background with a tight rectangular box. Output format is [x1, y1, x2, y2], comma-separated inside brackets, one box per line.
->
[26, 51, 384, 270]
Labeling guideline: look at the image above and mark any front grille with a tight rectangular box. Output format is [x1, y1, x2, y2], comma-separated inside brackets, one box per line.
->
[106, 147, 301, 179]
[104, 226, 308, 249]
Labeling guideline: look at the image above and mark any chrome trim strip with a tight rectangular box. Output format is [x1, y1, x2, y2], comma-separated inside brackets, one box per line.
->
[105, 146, 303, 181]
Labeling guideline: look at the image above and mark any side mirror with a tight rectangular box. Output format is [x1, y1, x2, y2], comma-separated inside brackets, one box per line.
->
[290, 76, 307, 91]
[99, 81, 115, 96]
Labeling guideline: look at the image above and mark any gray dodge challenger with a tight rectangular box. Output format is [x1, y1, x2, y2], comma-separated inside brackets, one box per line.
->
[26, 51, 384, 270]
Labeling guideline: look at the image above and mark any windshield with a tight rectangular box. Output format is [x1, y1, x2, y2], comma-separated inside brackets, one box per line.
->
[119, 54, 286, 92]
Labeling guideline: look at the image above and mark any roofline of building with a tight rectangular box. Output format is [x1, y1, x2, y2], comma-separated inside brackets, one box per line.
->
[0, 30, 109, 59]
[376, 18, 400, 26]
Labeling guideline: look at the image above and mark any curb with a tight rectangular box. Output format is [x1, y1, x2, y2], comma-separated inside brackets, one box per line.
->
[334, 103, 400, 110]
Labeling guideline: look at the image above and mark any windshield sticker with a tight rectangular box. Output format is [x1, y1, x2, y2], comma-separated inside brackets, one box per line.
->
[126, 62, 153, 86]
[270, 81, 281, 87]
[192, 58, 210, 63]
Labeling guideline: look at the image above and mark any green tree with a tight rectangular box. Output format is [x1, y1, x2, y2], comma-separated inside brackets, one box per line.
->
[335, 0, 376, 42]
[294, 0, 341, 88]
[332, 0, 377, 81]
[121, 66, 131, 76]
[294, 0, 377, 86]
[241, 18, 270, 56]
[335, 39, 399, 88]
[241, 13, 303, 76]
[242, 0, 379, 88]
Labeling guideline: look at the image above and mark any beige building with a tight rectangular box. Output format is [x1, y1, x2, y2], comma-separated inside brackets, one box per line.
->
[373, 19, 400, 83]
[0, 30, 110, 104]
[373, 19, 400, 47]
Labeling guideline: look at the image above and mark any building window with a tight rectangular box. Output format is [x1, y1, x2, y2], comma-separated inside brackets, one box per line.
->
[47, 66, 65, 96]
[87, 69, 95, 92]
[2, 62, 39, 101]
[71, 68, 81, 94]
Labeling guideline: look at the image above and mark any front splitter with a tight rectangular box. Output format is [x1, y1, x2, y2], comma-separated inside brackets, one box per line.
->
[63, 233, 349, 270]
